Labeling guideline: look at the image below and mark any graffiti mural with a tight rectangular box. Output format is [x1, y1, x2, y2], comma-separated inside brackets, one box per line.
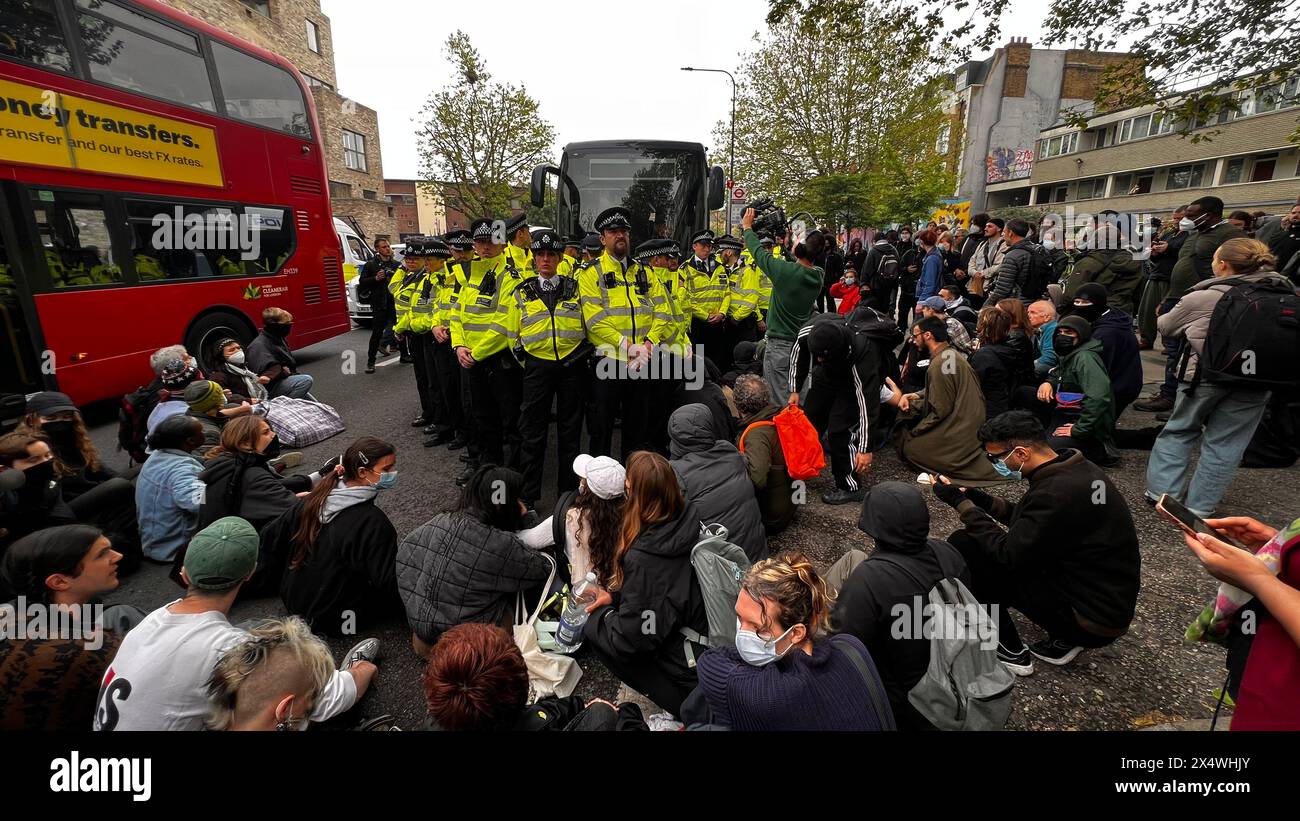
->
[986, 147, 1035, 184]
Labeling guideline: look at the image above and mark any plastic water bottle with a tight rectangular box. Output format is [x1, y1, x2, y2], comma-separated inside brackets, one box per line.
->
[555, 572, 598, 653]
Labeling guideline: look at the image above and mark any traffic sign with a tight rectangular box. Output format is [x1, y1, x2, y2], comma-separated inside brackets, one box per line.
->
[732, 187, 746, 200]
[726, 179, 735, 190]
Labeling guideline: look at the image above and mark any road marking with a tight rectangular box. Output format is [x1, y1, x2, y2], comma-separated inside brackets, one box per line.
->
[378, 356, 402, 368]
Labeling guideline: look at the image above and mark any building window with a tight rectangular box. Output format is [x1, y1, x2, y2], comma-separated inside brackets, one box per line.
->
[1036, 132, 1078, 160]
[302, 73, 333, 91]
[240, 0, 269, 16]
[1052, 185, 1068, 203]
[362, 189, 377, 200]
[1114, 171, 1153, 196]
[1223, 158, 1246, 185]
[1117, 112, 1175, 144]
[343, 129, 368, 172]
[1166, 164, 1206, 191]
[1250, 154, 1278, 183]
[328, 180, 352, 199]
[1239, 76, 1300, 117]
[936, 123, 951, 156]
[387, 206, 395, 218]
[1075, 178, 1106, 200]
[305, 19, 320, 53]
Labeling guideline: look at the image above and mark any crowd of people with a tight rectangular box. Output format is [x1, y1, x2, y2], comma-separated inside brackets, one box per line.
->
[1, 195, 1298, 733]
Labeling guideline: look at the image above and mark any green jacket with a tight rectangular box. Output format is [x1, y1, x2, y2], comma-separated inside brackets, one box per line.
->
[1169, 222, 1246, 301]
[744, 229, 823, 340]
[737, 405, 795, 533]
[1062, 249, 1143, 312]
[1050, 338, 1115, 447]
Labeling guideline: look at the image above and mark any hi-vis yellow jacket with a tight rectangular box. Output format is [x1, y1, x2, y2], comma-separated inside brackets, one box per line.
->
[505, 274, 587, 362]
[654, 265, 692, 352]
[450, 252, 526, 361]
[725, 261, 763, 321]
[683, 255, 730, 319]
[409, 261, 450, 335]
[577, 252, 674, 362]
[431, 262, 468, 331]
[505, 242, 533, 274]
[392, 265, 428, 334]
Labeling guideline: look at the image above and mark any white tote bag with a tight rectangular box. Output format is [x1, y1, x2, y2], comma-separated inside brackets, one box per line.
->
[513, 553, 582, 703]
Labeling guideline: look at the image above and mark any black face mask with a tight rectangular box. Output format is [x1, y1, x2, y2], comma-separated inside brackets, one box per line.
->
[263, 435, 282, 459]
[1071, 303, 1104, 324]
[267, 323, 293, 339]
[1054, 332, 1078, 357]
[41, 420, 78, 451]
[19, 461, 56, 498]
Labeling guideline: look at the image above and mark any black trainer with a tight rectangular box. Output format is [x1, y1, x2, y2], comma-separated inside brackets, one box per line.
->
[1133, 394, 1174, 413]
[365, 363, 376, 374]
[823, 487, 866, 506]
[1029, 638, 1085, 667]
[423, 424, 438, 435]
[998, 643, 1035, 677]
[411, 417, 428, 428]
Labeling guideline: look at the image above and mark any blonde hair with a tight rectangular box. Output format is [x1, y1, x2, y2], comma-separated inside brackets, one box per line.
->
[205, 617, 334, 731]
[741, 551, 833, 638]
[263, 307, 294, 324]
[1215, 238, 1276, 276]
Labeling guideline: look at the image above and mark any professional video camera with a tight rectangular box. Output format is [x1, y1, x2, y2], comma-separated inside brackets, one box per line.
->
[746, 197, 787, 235]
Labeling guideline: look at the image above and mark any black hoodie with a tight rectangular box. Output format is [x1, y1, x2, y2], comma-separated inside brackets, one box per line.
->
[196, 451, 299, 532]
[831, 482, 970, 730]
[969, 340, 1022, 418]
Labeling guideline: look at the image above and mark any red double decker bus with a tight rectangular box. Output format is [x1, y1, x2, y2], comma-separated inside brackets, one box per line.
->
[0, 0, 350, 417]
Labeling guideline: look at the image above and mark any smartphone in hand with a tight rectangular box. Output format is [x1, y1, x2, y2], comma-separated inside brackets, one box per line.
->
[1155, 494, 1246, 549]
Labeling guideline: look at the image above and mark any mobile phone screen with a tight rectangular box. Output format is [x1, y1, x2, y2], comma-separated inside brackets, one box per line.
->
[1156, 494, 1244, 548]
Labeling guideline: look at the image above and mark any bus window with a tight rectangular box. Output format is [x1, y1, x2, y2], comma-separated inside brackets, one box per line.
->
[125, 199, 262, 279]
[0, 225, 43, 403]
[211, 41, 311, 138]
[243, 206, 292, 273]
[0, 0, 72, 73]
[28, 190, 124, 289]
[76, 0, 216, 112]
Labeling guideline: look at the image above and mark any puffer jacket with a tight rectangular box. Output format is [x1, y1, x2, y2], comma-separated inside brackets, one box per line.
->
[987, 239, 1032, 302]
[668, 404, 768, 562]
[396, 511, 552, 645]
[1157, 270, 1296, 381]
[1049, 338, 1115, 448]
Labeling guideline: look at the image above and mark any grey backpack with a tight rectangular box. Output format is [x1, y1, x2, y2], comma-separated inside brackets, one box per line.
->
[680, 523, 751, 668]
[880, 549, 1015, 730]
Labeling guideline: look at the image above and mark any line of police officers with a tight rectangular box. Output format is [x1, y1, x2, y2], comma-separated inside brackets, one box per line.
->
[384, 206, 781, 509]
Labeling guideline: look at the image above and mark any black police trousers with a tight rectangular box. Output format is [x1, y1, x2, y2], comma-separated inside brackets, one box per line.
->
[518, 351, 587, 506]
[691, 317, 728, 373]
[465, 351, 522, 469]
[408, 333, 435, 421]
[587, 359, 652, 462]
[431, 336, 465, 439]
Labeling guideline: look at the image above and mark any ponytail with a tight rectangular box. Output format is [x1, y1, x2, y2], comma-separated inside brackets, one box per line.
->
[289, 436, 394, 568]
[1216, 237, 1277, 276]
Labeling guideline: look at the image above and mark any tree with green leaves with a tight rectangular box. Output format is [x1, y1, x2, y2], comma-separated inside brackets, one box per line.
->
[715, 2, 956, 233]
[416, 32, 556, 221]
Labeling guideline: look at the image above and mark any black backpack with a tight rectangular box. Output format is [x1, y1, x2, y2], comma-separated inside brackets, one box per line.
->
[845, 305, 904, 350]
[874, 249, 900, 286]
[1190, 279, 1300, 391]
[1022, 243, 1052, 301]
[117, 380, 163, 464]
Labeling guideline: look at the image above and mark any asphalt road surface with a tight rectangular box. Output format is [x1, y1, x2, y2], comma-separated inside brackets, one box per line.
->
[83, 327, 1300, 730]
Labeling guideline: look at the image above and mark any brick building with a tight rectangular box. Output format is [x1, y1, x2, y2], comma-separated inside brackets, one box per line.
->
[159, 0, 397, 241]
[383, 179, 421, 241]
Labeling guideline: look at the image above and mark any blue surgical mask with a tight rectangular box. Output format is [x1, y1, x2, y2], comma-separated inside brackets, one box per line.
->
[735, 617, 795, 667]
[992, 449, 1024, 481]
[373, 471, 398, 490]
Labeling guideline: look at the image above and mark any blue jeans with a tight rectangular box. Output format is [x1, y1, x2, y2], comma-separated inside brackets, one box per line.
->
[271, 373, 314, 399]
[762, 335, 795, 408]
[1145, 382, 1270, 517]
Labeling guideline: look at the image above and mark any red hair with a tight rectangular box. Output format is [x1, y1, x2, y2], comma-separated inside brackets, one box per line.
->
[422, 623, 528, 731]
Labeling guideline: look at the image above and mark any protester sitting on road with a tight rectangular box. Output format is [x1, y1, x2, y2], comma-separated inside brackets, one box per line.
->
[1069, 283, 1143, 417]
[994, 297, 1037, 388]
[421, 622, 648, 731]
[940, 286, 979, 331]
[970, 307, 1021, 419]
[92, 517, 379, 731]
[135, 415, 206, 562]
[145, 346, 202, 436]
[668, 404, 768, 562]
[205, 616, 337, 731]
[259, 437, 401, 636]
[721, 341, 764, 388]
[683, 552, 894, 731]
[246, 307, 314, 399]
[673, 358, 738, 443]
[396, 466, 553, 658]
[917, 295, 973, 353]
[196, 416, 313, 535]
[1031, 315, 1118, 466]
[1181, 514, 1300, 730]
[827, 482, 971, 730]
[209, 337, 270, 404]
[582, 451, 710, 717]
[548, 455, 626, 588]
[1144, 239, 1290, 518]
[19, 392, 124, 502]
[894, 317, 1002, 486]
[932, 411, 1140, 676]
[0, 432, 141, 574]
[0, 525, 129, 731]
[184, 380, 238, 458]
[1027, 299, 1060, 378]
[733, 374, 796, 535]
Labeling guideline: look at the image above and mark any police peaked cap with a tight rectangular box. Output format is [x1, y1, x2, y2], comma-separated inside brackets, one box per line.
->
[505, 213, 528, 235]
[470, 218, 496, 240]
[530, 229, 565, 252]
[633, 240, 660, 262]
[594, 207, 633, 232]
[444, 230, 474, 249]
[563, 236, 584, 250]
[691, 229, 715, 246]
[581, 233, 603, 251]
[424, 238, 452, 258]
[653, 238, 681, 258]
[714, 235, 744, 252]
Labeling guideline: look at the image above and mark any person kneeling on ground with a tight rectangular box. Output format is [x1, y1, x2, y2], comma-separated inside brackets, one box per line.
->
[826, 482, 971, 730]
[733, 374, 796, 535]
[932, 411, 1140, 676]
[205, 616, 337, 731]
[682, 552, 895, 731]
[421, 622, 648, 731]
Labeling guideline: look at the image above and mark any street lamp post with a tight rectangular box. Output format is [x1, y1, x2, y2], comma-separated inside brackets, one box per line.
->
[681, 66, 736, 235]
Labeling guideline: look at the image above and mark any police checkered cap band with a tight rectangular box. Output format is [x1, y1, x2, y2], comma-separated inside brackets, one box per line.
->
[471, 220, 494, 239]
[425, 239, 452, 257]
[445, 231, 473, 249]
[530, 231, 564, 252]
[595, 208, 631, 231]
[633, 241, 658, 261]
[715, 235, 743, 251]
[691, 230, 715, 245]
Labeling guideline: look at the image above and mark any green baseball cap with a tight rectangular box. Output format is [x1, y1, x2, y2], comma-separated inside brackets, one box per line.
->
[183, 517, 259, 591]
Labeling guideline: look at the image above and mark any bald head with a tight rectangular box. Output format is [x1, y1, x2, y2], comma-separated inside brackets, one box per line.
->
[1028, 300, 1057, 330]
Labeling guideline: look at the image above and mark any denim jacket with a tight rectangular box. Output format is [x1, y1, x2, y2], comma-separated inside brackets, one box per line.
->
[135, 448, 204, 561]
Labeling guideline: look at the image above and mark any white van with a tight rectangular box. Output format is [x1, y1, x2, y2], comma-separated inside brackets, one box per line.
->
[336, 218, 375, 325]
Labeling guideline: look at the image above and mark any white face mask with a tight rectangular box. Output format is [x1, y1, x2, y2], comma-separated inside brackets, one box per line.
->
[226, 351, 245, 366]
[735, 617, 795, 667]
[844, 276, 856, 285]
[1178, 217, 1196, 232]
[1042, 239, 1057, 251]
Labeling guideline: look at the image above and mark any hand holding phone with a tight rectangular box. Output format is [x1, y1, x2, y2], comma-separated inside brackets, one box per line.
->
[1155, 494, 1246, 549]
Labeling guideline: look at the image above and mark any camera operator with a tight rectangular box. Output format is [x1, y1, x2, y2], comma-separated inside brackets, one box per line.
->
[742, 206, 825, 408]
[360, 238, 403, 374]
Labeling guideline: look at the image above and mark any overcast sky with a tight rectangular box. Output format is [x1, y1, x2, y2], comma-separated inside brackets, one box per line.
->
[320, 0, 1071, 180]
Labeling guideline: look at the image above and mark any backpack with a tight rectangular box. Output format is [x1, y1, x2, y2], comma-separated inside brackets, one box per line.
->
[874, 248, 900, 286]
[876, 548, 1015, 731]
[845, 305, 904, 350]
[680, 523, 751, 667]
[1022, 242, 1052, 301]
[748, 405, 824, 481]
[117, 380, 163, 464]
[1190, 279, 1300, 392]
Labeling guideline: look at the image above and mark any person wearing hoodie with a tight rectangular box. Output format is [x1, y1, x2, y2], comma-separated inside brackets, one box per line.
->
[259, 437, 401, 635]
[582, 451, 710, 717]
[1034, 315, 1117, 465]
[245, 307, 314, 399]
[932, 411, 1140, 674]
[859, 233, 901, 315]
[667, 404, 768, 563]
[135, 415, 206, 562]
[969, 307, 1021, 419]
[683, 552, 894, 731]
[1070, 282, 1143, 416]
[721, 341, 764, 388]
[789, 312, 894, 505]
[733, 375, 796, 535]
[1146, 239, 1293, 518]
[195, 416, 313, 536]
[827, 482, 971, 730]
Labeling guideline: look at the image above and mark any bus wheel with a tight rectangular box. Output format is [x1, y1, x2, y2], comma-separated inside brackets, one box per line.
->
[186, 311, 255, 374]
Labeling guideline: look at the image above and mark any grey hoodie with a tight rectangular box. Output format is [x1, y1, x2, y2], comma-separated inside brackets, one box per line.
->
[667, 404, 769, 563]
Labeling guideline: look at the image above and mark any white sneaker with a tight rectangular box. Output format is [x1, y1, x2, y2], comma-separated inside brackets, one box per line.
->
[646, 712, 683, 732]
